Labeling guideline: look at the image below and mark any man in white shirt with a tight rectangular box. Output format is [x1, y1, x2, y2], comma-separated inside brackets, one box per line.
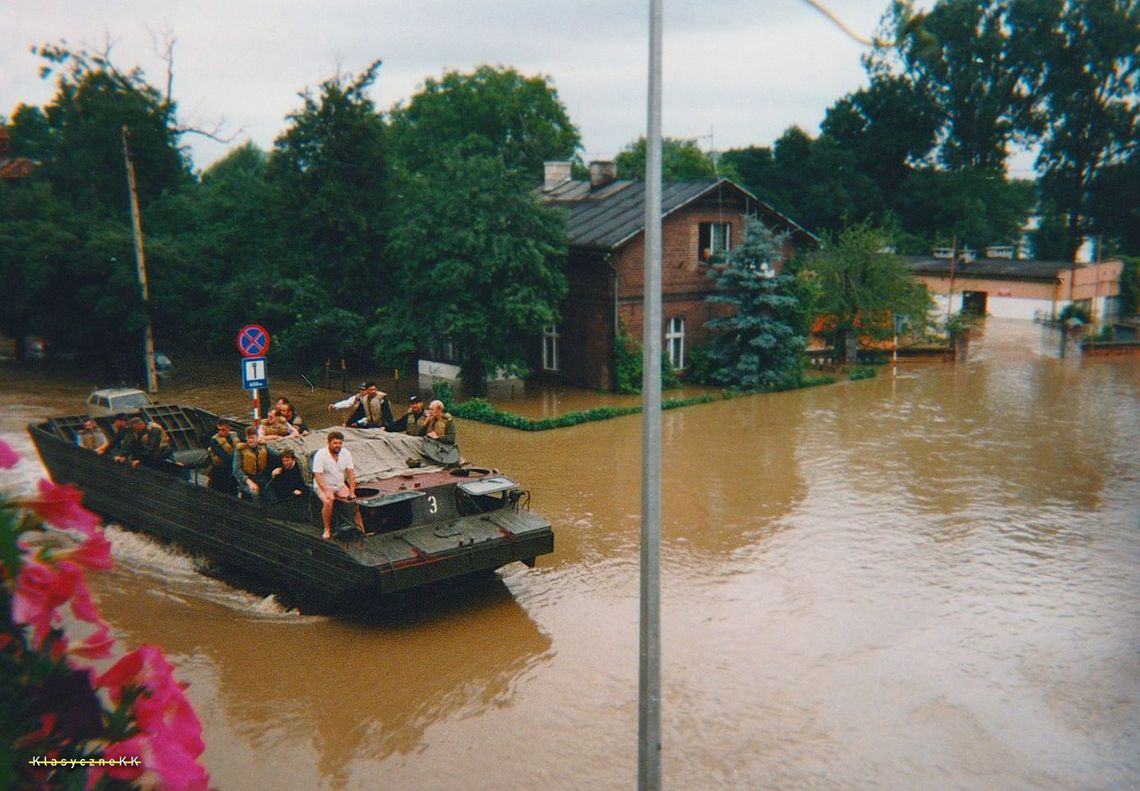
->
[311, 431, 370, 540]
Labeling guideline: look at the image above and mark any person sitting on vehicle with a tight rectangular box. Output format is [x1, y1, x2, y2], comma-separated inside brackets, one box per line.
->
[400, 394, 428, 436]
[125, 415, 174, 470]
[275, 397, 308, 434]
[311, 430, 369, 540]
[329, 381, 392, 430]
[100, 413, 133, 457]
[424, 399, 456, 445]
[76, 418, 108, 451]
[267, 447, 306, 504]
[258, 408, 299, 442]
[232, 426, 280, 502]
[206, 419, 237, 495]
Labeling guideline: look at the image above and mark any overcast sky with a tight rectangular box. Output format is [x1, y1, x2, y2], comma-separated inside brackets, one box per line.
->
[3, 0, 957, 174]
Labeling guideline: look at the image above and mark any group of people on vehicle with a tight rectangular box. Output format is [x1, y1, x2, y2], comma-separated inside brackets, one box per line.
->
[76, 383, 456, 540]
[328, 383, 455, 444]
[82, 413, 175, 470]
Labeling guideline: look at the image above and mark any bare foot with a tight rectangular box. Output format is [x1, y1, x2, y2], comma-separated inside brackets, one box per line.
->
[321, 532, 331, 540]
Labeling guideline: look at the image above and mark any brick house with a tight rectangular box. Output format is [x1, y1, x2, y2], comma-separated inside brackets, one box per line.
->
[535, 161, 818, 390]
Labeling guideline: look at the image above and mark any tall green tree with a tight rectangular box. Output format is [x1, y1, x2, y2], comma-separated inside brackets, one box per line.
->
[268, 61, 390, 320]
[614, 136, 718, 181]
[872, 0, 1050, 171]
[722, 127, 881, 236]
[803, 222, 933, 361]
[387, 65, 580, 181]
[895, 166, 1036, 253]
[1087, 152, 1140, 256]
[169, 143, 282, 352]
[24, 42, 192, 215]
[703, 217, 811, 390]
[2, 43, 194, 373]
[1034, 0, 1139, 261]
[375, 149, 568, 394]
[820, 74, 940, 194]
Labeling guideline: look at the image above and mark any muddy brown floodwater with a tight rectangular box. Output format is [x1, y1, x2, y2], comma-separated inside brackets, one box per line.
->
[2, 318, 1138, 790]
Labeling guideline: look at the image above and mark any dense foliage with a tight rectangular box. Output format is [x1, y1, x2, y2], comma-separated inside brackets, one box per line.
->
[387, 65, 580, 182]
[703, 217, 813, 390]
[719, 0, 1138, 260]
[377, 148, 569, 394]
[803, 222, 934, 361]
[615, 137, 719, 181]
[1, 4, 1135, 384]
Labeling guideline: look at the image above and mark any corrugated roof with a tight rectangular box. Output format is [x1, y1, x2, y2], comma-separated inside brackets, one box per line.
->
[541, 178, 817, 250]
[907, 256, 1079, 281]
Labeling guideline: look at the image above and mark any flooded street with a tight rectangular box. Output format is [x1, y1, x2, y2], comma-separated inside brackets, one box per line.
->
[2, 317, 1138, 790]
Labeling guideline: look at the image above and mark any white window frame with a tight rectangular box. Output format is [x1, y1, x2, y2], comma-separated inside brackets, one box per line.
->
[698, 222, 733, 262]
[665, 317, 685, 370]
[542, 323, 561, 372]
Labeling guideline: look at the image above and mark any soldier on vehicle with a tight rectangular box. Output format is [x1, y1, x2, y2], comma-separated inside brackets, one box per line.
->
[124, 415, 174, 470]
[232, 426, 280, 502]
[424, 399, 456, 446]
[76, 418, 107, 451]
[206, 419, 237, 495]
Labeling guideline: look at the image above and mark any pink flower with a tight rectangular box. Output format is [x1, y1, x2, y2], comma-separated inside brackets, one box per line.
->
[97, 646, 210, 791]
[97, 737, 147, 784]
[22, 479, 101, 536]
[0, 438, 19, 468]
[13, 559, 106, 648]
[69, 624, 115, 660]
[55, 530, 114, 572]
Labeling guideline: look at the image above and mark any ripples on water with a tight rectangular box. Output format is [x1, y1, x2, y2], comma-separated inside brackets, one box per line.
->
[2, 318, 1138, 790]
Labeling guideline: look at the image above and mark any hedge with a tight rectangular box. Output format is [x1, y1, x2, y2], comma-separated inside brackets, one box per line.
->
[450, 375, 837, 431]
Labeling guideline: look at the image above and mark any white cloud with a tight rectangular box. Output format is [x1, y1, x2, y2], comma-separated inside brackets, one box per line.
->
[4, 0, 903, 171]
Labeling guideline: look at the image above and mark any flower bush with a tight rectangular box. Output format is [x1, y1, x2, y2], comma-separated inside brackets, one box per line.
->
[0, 439, 211, 790]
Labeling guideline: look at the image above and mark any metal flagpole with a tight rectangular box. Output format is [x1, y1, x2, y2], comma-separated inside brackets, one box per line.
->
[639, 0, 663, 787]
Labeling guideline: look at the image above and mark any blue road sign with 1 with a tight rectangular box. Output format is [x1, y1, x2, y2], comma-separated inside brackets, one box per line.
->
[242, 356, 268, 389]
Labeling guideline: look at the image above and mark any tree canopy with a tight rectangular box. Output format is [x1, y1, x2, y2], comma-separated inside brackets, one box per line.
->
[374, 148, 568, 394]
[387, 65, 580, 182]
[614, 137, 719, 181]
[803, 222, 934, 360]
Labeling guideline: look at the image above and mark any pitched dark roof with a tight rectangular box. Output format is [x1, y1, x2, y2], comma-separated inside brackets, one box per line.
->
[906, 256, 1085, 281]
[540, 178, 818, 251]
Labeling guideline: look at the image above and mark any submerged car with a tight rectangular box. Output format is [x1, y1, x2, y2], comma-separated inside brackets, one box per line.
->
[85, 387, 155, 417]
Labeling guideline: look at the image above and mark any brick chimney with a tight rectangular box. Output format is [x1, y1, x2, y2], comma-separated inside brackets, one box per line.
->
[542, 161, 572, 191]
[0, 127, 11, 163]
[589, 160, 616, 189]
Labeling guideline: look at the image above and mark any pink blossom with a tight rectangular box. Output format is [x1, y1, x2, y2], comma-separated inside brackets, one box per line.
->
[22, 479, 101, 536]
[13, 558, 106, 647]
[96, 645, 210, 790]
[69, 624, 115, 660]
[0, 438, 19, 468]
[55, 530, 114, 572]
[97, 737, 147, 784]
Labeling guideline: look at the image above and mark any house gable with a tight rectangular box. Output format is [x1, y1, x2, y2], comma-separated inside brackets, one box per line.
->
[537, 173, 817, 390]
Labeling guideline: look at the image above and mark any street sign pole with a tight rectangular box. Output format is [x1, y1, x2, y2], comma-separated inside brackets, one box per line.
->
[237, 326, 271, 430]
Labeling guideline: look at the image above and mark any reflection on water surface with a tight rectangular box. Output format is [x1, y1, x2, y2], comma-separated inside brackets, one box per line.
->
[1, 318, 1137, 790]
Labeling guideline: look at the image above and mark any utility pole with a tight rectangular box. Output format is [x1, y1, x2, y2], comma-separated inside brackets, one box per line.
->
[640, 0, 663, 788]
[122, 126, 159, 394]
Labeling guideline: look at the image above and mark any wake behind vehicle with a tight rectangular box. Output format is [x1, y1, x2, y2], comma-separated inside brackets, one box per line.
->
[28, 404, 553, 613]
